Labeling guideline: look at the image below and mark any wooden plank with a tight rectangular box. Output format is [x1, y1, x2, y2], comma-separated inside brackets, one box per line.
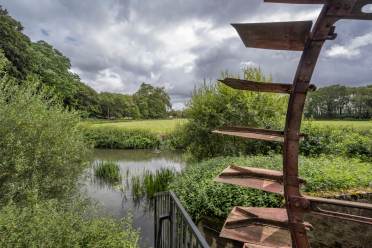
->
[220, 207, 292, 247]
[219, 78, 292, 93]
[232, 21, 312, 51]
[215, 165, 285, 195]
[264, 0, 324, 3]
[212, 127, 285, 142]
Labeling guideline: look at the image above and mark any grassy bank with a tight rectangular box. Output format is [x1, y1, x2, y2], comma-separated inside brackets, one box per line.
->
[80, 119, 187, 149]
[80, 118, 372, 161]
[81, 119, 188, 134]
[170, 155, 372, 220]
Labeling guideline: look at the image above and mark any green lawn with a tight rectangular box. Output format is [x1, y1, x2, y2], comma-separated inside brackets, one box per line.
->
[304, 120, 372, 131]
[81, 119, 371, 134]
[81, 119, 188, 134]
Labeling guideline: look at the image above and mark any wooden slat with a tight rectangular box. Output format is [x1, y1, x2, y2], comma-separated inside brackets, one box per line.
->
[232, 21, 312, 51]
[220, 207, 292, 247]
[212, 127, 285, 142]
[212, 127, 305, 142]
[215, 165, 285, 195]
[219, 78, 292, 93]
[264, 0, 324, 3]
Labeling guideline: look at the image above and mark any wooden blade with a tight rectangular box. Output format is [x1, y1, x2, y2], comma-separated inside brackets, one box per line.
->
[212, 127, 285, 142]
[219, 78, 292, 93]
[232, 21, 312, 51]
[215, 165, 285, 194]
[220, 207, 292, 247]
[264, 0, 324, 3]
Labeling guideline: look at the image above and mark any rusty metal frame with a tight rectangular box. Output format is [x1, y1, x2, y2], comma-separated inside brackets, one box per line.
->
[283, 1, 372, 247]
[213, 0, 372, 247]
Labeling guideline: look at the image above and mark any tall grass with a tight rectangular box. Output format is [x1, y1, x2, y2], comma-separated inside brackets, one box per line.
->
[94, 161, 121, 183]
[131, 168, 178, 200]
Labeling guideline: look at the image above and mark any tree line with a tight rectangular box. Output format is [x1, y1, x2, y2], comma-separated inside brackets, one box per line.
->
[305, 84, 372, 119]
[0, 6, 171, 119]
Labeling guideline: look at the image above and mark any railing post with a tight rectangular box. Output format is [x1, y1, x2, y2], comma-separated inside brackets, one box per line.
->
[154, 191, 209, 248]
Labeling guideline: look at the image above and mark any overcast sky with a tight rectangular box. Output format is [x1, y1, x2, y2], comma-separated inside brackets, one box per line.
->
[1, 0, 372, 109]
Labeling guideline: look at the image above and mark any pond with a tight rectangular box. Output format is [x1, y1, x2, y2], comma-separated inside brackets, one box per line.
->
[82, 149, 185, 248]
[82, 149, 372, 248]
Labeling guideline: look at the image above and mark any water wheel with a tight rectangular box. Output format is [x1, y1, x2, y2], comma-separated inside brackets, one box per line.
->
[213, 1, 372, 247]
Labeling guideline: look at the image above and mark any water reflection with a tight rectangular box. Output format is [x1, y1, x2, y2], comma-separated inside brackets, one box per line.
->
[82, 149, 185, 248]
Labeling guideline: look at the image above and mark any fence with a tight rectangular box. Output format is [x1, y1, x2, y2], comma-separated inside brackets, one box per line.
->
[154, 191, 210, 248]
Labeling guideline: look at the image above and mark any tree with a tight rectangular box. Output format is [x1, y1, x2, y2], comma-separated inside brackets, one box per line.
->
[183, 67, 287, 159]
[305, 84, 372, 119]
[134, 83, 171, 119]
[0, 6, 33, 79]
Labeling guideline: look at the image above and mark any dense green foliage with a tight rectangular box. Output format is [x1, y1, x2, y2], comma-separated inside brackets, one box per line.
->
[134, 83, 171, 119]
[170, 155, 372, 220]
[305, 84, 372, 119]
[0, 82, 88, 205]
[94, 161, 122, 183]
[0, 58, 139, 247]
[0, 200, 139, 248]
[181, 68, 287, 159]
[0, 7, 173, 119]
[300, 122, 372, 160]
[99, 92, 140, 119]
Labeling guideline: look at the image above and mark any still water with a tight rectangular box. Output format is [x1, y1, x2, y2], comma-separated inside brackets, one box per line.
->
[82, 149, 372, 248]
[82, 149, 185, 248]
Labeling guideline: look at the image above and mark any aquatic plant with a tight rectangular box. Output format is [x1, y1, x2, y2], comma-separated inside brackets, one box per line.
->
[94, 161, 121, 183]
[131, 168, 178, 200]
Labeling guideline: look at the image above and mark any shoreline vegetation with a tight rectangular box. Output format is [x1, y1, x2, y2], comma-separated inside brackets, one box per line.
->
[80, 118, 372, 161]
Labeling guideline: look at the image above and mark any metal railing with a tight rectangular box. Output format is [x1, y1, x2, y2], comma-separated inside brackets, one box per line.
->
[154, 191, 210, 248]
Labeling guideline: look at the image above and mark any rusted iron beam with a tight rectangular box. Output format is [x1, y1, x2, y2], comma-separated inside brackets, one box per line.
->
[283, 1, 372, 246]
[232, 21, 312, 51]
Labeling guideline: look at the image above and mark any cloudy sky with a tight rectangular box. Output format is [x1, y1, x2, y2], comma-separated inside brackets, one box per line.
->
[1, 0, 372, 109]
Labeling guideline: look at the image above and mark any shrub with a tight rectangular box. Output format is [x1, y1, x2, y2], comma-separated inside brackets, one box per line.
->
[300, 122, 372, 160]
[0, 200, 139, 248]
[81, 126, 160, 149]
[182, 68, 287, 160]
[0, 82, 88, 205]
[94, 161, 121, 183]
[170, 155, 372, 220]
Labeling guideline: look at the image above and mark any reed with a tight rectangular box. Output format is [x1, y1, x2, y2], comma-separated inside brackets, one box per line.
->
[94, 161, 121, 183]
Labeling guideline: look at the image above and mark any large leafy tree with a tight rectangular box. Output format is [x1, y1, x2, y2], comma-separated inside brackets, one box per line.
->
[0, 6, 33, 79]
[134, 83, 171, 119]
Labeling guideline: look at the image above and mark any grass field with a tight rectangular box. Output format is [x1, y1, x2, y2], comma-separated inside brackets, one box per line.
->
[304, 120, 372, 131]
[82, 119, 371, 133]
[81, 119, 188, 134]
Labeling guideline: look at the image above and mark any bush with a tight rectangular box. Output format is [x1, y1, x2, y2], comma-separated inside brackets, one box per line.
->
[94, 161, 121, 183]
[170, 155, 372, 220]
[300, 122, 372, 160]
[0, 82, 88, 205]
[182, 68, 287, 160]
[0, 200, 139, 248]
[81, 126, 160, 149]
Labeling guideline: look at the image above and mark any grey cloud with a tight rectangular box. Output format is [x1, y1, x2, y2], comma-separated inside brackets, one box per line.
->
[1, 0, 371, 108]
